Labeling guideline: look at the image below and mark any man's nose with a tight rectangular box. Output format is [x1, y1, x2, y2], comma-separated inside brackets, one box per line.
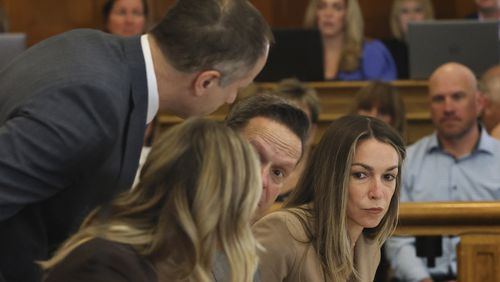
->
[261, 167, 270, 189]
[443, 98, 455, 113]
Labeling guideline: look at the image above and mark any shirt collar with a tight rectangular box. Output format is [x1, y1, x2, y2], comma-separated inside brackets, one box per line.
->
[140, 34, 159, 124]
[426, 125, 495, 155]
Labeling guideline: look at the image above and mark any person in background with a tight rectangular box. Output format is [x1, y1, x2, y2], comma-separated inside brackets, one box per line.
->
[467, 0, 500, 19]
[102, 0, 148, 37]
[272, 78, 320, 200]
[383, 0, 434, 79]
[350, 80, 407, 141]
[385, 62, 500, 282]
[0, 0, 272, 280]
[41, 118, 262, 282]
[253, 115, 406, 281]
[350, 81, 407, 282]
[103, 0, 153, 187]
[304, 0, 397, 81]
[480, 65, 500, 139]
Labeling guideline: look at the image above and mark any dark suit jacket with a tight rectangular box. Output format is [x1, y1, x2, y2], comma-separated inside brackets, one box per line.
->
[43, 238, 156, 282]
[0, 29, 148, 281]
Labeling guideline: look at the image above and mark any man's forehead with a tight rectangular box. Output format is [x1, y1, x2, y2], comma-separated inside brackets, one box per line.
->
[430, 76, 474, 97]
[242, 117, 302, 161]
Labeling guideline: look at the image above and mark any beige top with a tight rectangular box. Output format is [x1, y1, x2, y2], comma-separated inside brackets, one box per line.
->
[253, 209, 381, 282]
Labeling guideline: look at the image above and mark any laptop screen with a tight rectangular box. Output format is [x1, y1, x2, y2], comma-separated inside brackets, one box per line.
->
[408, 20, 499, 79]
[255, 28, 324, 82]
[0, 33, 26, 71]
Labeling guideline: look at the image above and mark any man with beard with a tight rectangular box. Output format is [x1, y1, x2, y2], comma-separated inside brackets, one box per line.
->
[385, 62, 500, 282]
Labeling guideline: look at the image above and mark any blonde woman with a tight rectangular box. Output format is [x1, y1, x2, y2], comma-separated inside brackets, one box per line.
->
[41, 118, 262, 282]
[383, 0, 434, 78]
[304, 0, 397, 81]
[253, 115, 406, 281]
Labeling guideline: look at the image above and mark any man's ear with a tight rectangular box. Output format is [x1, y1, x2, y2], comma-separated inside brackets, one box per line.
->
[194, 70, 221, 97]
[475, 90, 486, 115]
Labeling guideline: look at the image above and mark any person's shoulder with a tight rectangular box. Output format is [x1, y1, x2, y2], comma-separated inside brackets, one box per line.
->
[362, 38, 388, 51]
[41, 29, 110, 45]
[407, 133, 434, 153]
[44, 238, 156, 282]
[255, 208, 311, 242]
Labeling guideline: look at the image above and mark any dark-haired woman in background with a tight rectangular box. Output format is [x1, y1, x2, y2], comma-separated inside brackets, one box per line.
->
[350, 81, 407, 141]
[102, 0, 148, 37]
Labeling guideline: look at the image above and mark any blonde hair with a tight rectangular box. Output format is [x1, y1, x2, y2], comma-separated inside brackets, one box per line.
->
[390, 0, 435, 40]
[350, 81, 407, 140]
[41, 118, 262, 282]
[285, 116, 405, 281]
[303, 0, 364, 72]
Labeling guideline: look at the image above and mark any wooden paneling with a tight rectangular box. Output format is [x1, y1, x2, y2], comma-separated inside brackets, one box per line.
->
[458, 235, 500, 282]
[394, 201, 500, 235]
[4, 0, 102, 46]
[148, 0, 175, 26]
[359, 0, 393, 39]
[156, 80, 434, 145]
[2, 0, 479, 46]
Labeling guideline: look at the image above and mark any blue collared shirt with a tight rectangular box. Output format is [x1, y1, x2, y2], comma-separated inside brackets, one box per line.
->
[386, 127, 500, 282]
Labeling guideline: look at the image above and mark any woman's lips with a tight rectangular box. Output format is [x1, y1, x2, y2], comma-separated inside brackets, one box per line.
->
[364, 207, 384, 214]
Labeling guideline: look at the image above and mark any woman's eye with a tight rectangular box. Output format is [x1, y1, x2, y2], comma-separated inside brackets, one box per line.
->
[272, 169, 284, 178]
[383, 174, 396, 182]
[352, 172, 367, 179]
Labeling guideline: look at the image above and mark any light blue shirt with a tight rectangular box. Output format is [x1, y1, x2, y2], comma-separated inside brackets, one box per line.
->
[386, 126, 500, 282]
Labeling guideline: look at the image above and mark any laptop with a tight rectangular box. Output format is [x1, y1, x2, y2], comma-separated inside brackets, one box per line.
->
[255, 28, 324, 82]
[408, 20, 499, 79]
[0, 33, 27, 71]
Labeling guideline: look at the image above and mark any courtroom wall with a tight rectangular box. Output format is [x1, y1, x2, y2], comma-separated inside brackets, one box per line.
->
[2, 0, 476, 46]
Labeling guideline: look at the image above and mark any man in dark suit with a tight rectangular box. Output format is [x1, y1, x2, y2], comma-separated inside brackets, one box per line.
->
[0, 0, 272, 281]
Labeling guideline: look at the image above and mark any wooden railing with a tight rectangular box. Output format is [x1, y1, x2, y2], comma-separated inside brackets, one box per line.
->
[156, 80, 434, 145]
[395, 201, 500, 282]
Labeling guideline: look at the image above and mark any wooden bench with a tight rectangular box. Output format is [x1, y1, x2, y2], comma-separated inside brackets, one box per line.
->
[156, 80, 434, 145]
[396, 201, 500, 282]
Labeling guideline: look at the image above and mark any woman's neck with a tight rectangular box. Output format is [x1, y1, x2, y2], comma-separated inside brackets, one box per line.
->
[322, 33, 344, 50]
[347, 221, 363, 250]
[322, 35, 344, 80]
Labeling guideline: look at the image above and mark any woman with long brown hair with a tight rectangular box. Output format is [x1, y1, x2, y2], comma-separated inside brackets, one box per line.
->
[254, 116, 406, 281]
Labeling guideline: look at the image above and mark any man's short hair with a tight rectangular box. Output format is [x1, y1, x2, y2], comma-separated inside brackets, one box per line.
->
[225, 94, 310, 153]
[150, 0, 273, 86]
[273, 78, 320, 124]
